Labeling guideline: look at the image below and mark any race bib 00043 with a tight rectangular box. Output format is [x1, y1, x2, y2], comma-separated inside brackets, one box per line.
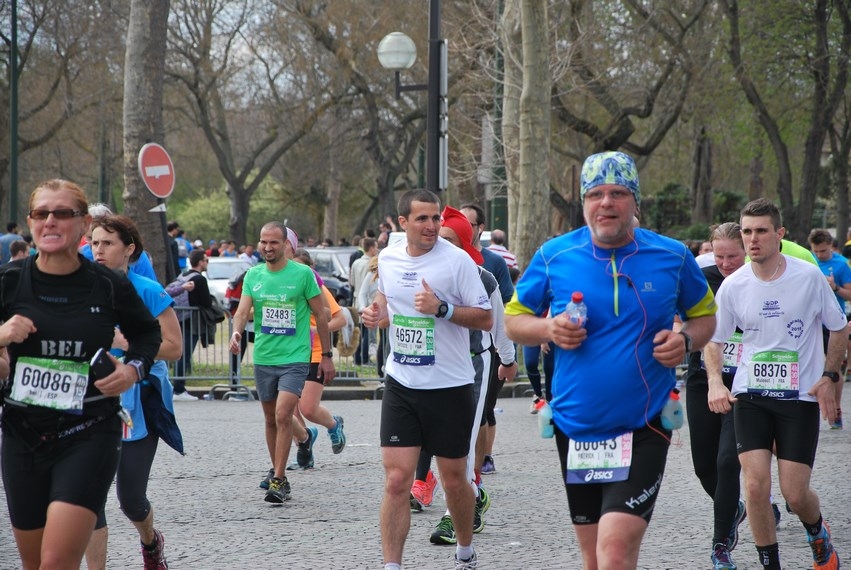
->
[565, 433, 632, 484]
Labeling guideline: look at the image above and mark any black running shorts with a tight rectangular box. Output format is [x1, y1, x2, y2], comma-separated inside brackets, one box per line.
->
[2, 418, 122, 530]
[380, 376, 475, 459]
[734, 395, 820, 467]
[555, 418, 671, 525]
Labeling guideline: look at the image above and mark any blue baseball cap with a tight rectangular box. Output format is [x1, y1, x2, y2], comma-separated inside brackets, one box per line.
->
[580, 151, 640, 205]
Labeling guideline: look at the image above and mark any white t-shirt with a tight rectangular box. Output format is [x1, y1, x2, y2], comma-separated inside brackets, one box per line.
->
[712, 255, 848, 401]
[378, 238, 492, 389]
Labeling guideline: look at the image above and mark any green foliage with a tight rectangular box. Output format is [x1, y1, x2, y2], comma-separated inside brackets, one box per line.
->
[712, 190, 747, 225]
[644, 183, 691, 235]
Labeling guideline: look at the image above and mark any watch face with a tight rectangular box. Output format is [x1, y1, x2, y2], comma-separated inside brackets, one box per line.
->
[436, 301, 448, 318]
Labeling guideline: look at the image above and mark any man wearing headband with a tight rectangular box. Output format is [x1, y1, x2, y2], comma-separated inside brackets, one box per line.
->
[505, 151, 717, 569]
[361, 190, 493, 570]
[229, 222, 335, 504]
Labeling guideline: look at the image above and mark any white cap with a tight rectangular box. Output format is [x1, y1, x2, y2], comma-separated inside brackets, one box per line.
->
[193, 239, 203, 247]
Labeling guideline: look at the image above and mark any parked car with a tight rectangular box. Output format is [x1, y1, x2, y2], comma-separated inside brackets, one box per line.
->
[204, 257, 254, 309]
[303, 246, 357, 306]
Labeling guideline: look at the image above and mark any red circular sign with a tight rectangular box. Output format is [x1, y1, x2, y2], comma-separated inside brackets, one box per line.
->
[138, 143, 175, 199]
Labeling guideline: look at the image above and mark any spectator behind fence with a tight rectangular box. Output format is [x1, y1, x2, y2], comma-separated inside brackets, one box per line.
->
[173, 249, 212, 399]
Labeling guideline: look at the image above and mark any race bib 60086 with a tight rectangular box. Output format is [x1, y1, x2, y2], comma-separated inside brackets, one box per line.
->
[10, 357, 89, 411]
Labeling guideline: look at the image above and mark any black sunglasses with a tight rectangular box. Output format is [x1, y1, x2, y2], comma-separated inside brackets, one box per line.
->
[28, 209, 84, 221]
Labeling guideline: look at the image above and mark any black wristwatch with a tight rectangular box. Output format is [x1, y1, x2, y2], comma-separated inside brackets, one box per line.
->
[321, 351, 333, 358]
[435, 300, 450, 319]
[823, 371, 840, 383]
[679, 331, 693, 353]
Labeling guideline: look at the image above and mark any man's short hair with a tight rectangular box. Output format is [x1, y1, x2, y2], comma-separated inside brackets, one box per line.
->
[740, 198, 782, 231]
[10, 240, 28, 257]
[362, 237, 377, 252]
[808, 228, 834, 246]
[189, 249, 206, 267]
[397, 189, 440, 218]
[460, 203, 486, 227]
[6, 222, 17, 233]
[167, 221, 180, 232]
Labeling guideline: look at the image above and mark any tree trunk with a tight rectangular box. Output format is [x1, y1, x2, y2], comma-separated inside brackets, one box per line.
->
[515, 0, 551, 269]
[748, 156, 763, 201]
[691, 126, 712, 223]
[501, 0, 523, 253]
[122, 0, 171, 283]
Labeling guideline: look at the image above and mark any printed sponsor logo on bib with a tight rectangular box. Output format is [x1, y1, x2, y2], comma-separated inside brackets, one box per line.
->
[391, 315, 435, 366]
[566, 433, 632, 484]
[10, 357, 89, 411]
[747, 350, 799, 399]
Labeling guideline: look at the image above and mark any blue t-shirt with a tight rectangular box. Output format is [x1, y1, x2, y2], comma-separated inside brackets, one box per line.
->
[119, 272, 176, 442]
[815, 251, 851, 312]
[506, 227, 716, 441]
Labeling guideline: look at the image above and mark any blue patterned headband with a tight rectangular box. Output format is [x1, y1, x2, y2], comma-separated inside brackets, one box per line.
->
[580, 151, 640, 205]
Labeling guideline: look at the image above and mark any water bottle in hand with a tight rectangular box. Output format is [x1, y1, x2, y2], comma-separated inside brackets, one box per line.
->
[566, 292, 587, 326]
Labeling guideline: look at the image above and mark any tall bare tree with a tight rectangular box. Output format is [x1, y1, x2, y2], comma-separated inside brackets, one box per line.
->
[123, 0, 171, 282]
[167, 0, 340, 245]
[720, 0, 851, 240]
[514, 0, 550, 269]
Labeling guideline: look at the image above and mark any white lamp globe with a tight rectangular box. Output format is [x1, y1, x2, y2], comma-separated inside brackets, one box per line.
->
[377, 32, 417, 70]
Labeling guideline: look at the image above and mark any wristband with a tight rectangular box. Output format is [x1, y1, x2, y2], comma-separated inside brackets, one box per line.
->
[321, 351, 333, 358]
[444, 303, 455, 321]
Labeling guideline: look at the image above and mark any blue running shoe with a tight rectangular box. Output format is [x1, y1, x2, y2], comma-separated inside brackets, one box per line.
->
[711, 543, 737, 570]
[328, 415, 346, 454]
[259, 468, 274, 490]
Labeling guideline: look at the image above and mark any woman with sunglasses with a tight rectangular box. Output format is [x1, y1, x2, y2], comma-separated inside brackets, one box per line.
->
[0, 179, 161, 569]
[84, 214, 184, 569]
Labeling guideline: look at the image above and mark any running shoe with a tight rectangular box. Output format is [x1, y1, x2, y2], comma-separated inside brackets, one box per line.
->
[830, 410, 842, 430]
[141, 528, 168, 570]
[530, 397, 541, 414]
[481, 455, 496, 475]
[411, 470, 438, 508]
[430, 514, 457, 545]
[773, 502, 782, 528]
[264, 477, 291, 503]
[259, 468, 274, 490]
[287, 457, 315, 471]
[711, 543, 737, 570]
[808, 522, 840, 569]
[297, 426, 319, 467]
[455, 549, 478, 569]
[328, 415, 347, 454]
[726, 499, 747, 551]
[473, 502, 484, 534]
[477, 486, 491, 515]
[410, 492, 423, 512]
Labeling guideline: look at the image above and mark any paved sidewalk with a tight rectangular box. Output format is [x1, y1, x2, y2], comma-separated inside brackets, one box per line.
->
[0, 391, 849, 569]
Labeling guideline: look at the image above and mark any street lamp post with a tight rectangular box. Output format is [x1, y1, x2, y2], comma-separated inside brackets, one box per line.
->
[377, 0, 446, 195]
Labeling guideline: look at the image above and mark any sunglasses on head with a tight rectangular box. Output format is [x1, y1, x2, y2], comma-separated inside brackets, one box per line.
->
[28, 209, 84, 221]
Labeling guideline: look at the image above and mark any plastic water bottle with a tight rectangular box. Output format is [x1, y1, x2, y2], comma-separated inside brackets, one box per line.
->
[661, 389, 683, 430]
[538, 400, 554, 438]
[565, 292, 587, 326]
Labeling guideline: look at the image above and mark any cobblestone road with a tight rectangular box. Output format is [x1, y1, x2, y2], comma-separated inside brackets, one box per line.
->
[0, 390, 849, 569]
